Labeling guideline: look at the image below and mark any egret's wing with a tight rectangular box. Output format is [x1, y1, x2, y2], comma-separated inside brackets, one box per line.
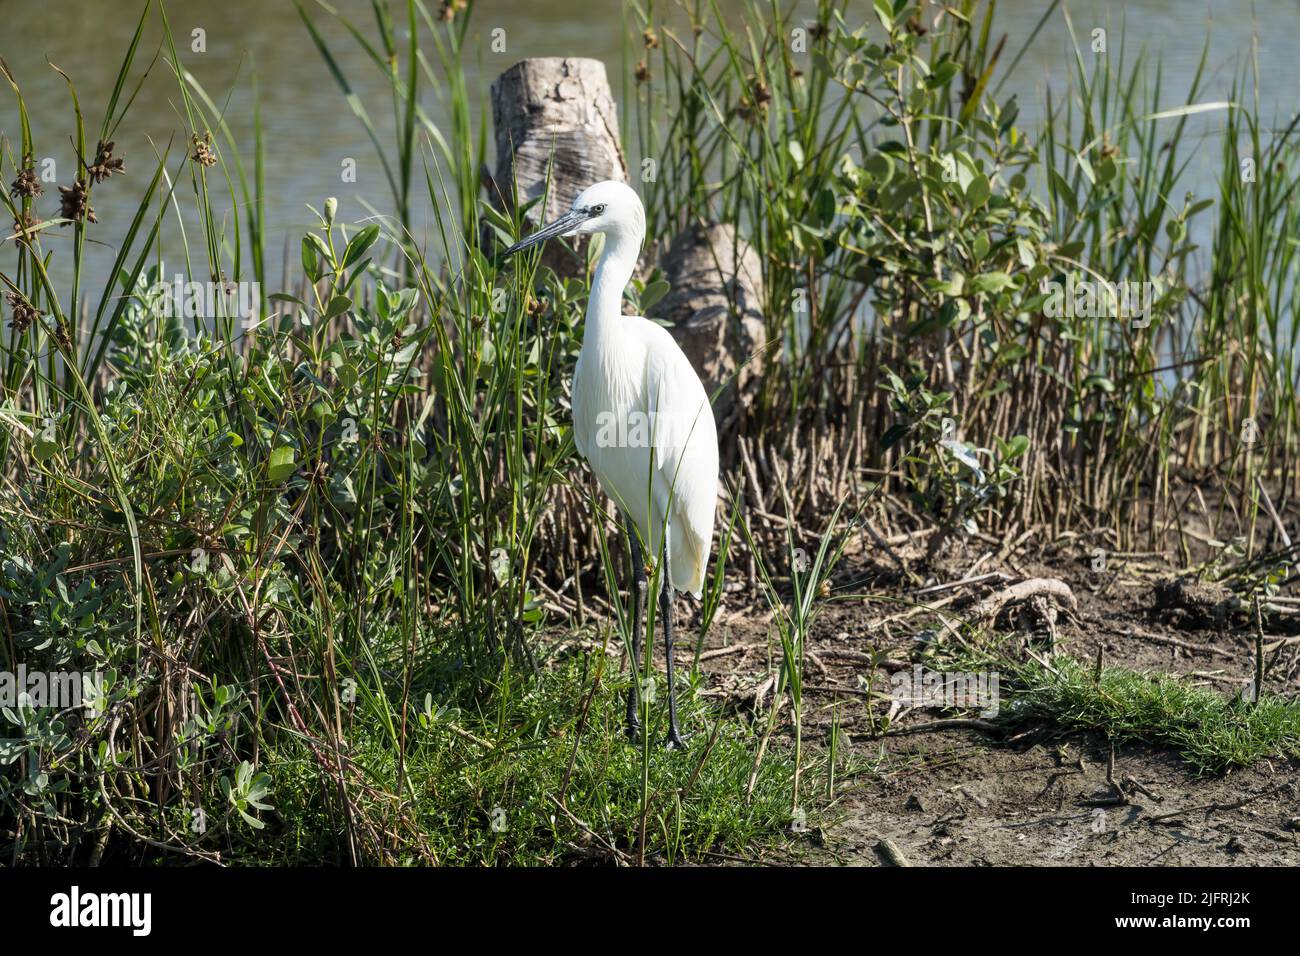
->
[638, 321, 720, 596]
[571, 349, 588, 459]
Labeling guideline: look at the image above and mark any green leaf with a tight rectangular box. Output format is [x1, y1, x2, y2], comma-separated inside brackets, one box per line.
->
[1049, 168, 1077, 216]
[881, 422, 909, 450]
[928, 59, 959, 88]
[342, 224, 380, 268]
[1002, 435, 1030, 459]
[970, 271, 1014, 294]
[32, 434, 59, 463]
[301, 236, 320, 281]
[1075, 152, 1096, 186]
[1016, 239, 1036, 269]
[927, 274, 965, 296]
[873, 0, 894, 31]
[268, 445, 297, 482]
[641, 279, 671, 312]
[864, 152, 894, 183]
[323, 295, 352, 319]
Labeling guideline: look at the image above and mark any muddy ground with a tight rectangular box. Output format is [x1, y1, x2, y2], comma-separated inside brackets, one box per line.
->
[643, 530, 1300, 866]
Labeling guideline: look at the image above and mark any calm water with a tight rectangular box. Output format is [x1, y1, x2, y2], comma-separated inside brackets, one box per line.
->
[2, 0, 1298, 291]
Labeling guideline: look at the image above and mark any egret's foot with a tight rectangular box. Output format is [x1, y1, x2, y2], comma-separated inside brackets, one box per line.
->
[625, 720, 642, 745]
[665, 730, 690, 752]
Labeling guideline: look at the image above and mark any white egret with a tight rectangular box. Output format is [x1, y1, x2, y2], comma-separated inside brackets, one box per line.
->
[503, 181, 718, 749]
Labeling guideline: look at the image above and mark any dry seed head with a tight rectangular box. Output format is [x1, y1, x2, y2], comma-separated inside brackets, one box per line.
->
[10, 165, 43, 200]
[57, 180, 97, 225]
[12, 211, 43, 244]
[86, 140, 126, 184]
[736, 76, 772, 122]
[5, 291, 40, 333]
[53, 318, 73, 354]
[191, 131, 218, 168]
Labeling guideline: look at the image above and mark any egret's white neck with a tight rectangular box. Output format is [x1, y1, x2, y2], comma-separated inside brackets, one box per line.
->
[584, 231, 642, 348]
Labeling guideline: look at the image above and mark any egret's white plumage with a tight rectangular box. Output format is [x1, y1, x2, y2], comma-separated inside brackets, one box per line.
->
[504, 180, 719, 747]
[512, 181, 718, 596]
[569, 205, 717, 598]
[573, 316, 717, 596]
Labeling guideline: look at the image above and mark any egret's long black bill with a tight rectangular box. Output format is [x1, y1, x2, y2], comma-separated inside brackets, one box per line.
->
[501, 210, 585, 258]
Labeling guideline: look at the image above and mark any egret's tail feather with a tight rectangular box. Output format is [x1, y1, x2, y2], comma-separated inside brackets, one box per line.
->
[669, 517, 710, 599]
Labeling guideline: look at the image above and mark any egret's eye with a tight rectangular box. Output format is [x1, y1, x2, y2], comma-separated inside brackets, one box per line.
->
[590, 203, 606, 216]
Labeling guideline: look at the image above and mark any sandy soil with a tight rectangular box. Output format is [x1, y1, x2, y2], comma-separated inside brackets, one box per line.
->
[794, 734, 1299, 866]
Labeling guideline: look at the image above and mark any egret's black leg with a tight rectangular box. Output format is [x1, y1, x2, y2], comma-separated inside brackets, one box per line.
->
[625, 517, 648, 743]
[660, 581, 688, 750]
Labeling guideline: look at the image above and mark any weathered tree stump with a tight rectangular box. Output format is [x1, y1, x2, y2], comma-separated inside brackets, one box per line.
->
[647, 223, 767, 436]
[488, 58, 627, 275]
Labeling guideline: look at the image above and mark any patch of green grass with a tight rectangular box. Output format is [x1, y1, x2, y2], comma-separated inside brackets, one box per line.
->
[1005, 655, 1300, 773]
[230, 653, 797, 866]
